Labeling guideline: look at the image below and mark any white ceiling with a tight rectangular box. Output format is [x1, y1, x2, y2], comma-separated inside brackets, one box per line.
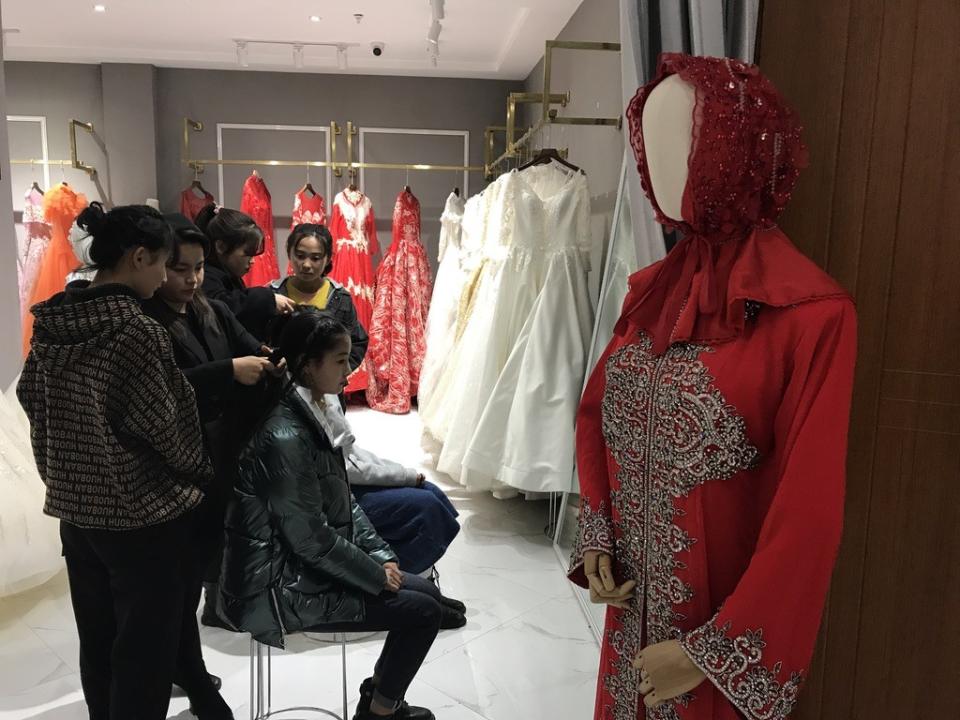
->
[1, 0, 585, 80]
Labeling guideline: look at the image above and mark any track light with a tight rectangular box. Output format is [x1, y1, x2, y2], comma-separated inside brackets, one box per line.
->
[430, 0, 445, 20]
[336, 44, 348, 70]
[236, 41, 249, 68]
[293, 44, 304, 69]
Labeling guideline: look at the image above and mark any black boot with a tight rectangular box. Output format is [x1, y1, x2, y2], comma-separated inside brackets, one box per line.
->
[183, 674, 233, 719]
[440, 595, 466, 615]
[355, 678, 434, 720]
[439, 604, 466, 630]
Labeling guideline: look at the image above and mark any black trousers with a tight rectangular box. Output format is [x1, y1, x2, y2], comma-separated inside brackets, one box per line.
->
[61, 511, 197, 720]
[308, 573, 443, 707]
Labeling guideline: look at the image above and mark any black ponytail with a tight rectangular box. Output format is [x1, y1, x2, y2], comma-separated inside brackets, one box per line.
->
[76, 202, 173, 272]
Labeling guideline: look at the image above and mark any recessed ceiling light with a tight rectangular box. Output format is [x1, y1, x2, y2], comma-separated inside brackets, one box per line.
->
[309, 15, 321, 22]
[93, 4, 106, 12]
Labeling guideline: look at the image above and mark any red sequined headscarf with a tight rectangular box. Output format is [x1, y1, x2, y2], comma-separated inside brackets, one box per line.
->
[617, 53, 842, 355]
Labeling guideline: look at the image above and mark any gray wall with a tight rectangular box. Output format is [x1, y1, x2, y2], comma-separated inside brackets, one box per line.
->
[154, 68, 517, 276]
[524, 0, 623, 296]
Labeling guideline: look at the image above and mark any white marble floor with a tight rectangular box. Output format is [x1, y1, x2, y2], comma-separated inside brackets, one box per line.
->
[0, 407, 600, 720]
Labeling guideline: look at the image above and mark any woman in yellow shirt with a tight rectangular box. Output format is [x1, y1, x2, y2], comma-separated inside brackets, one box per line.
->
[271, 223, 368, 374]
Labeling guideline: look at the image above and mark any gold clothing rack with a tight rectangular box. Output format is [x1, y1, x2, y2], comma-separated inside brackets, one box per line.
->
[183, 118, 484, 179]
[10, 119, 99, 178]
[484, 39, 623, 179]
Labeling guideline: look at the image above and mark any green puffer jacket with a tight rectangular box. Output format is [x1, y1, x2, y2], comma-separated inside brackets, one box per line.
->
[220, 386, 397, 648]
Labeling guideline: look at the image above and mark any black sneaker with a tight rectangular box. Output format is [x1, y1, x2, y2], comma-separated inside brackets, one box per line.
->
[440, 595, 467, 615]
[439, 605, 467, 630]
[355, 679, 434, 720]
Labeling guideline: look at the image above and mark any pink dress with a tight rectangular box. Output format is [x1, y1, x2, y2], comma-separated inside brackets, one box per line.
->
[19, 187, 52, 319]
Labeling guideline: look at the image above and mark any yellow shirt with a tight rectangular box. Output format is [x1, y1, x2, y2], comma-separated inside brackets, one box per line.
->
[286, 279, 332, 310]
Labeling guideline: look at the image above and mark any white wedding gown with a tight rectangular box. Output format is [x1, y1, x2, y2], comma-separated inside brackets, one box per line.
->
[417, 191, 465, 414]
[436, 165, 588, 485]
[461, 166, 592, 493]
[0, 378, 63, 597]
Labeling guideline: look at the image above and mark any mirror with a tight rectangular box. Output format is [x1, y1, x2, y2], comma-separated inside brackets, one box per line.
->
[552, 155, 638, 643]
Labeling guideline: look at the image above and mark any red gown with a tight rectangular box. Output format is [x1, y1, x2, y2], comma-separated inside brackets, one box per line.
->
[569, 54, 858, 720]
[240, 173, 279, 287]
[286, 189, 327, 276]
[328, 188, 379, 393]
[366, 189, 432, 414]
[179, 186, 215, 222]
[23, 184, 88, 356]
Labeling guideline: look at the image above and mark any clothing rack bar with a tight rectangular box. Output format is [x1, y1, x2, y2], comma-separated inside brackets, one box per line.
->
[10, 159, 74, 166]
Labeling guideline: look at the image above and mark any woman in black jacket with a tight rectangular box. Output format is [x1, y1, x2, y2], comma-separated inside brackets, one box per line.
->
[221, 310, 440, 720]
[196, 205, 296, 341]
[143, 214, 279, 638]
[271, 223, 368, 374]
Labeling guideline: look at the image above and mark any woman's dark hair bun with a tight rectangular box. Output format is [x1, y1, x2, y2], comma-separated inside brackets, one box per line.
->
[75, 202, 173, 272]
[76, 202, 108, 237]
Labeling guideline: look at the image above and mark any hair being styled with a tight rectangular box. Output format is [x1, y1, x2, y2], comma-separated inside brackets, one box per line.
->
[195, 205, 264, 263]
[268, 308, 349, 385]
[75, 202, 173, 272]
[287, 223, 334, 277]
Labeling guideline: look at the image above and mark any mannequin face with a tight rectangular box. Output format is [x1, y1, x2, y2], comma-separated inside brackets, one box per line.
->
[641, 74, 696, 221]
[302, 334, 351, 396]
[159, 242, 205, 309]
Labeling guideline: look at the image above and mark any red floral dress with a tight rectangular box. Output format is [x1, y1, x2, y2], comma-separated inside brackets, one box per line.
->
[569, 54, 858, 720]
[240, 173, 279, 287]
[366, 189, 432, 414]
[286, 189, 327, 276]
[328, 188, 379, 393]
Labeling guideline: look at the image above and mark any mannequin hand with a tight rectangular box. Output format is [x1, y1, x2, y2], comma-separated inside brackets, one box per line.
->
[634, 640, 706, 708]
[233, 356, 273, 385]
[383, 563, 403, 593]
[584, 550, 636, 609]
[275, 294, 297, 315]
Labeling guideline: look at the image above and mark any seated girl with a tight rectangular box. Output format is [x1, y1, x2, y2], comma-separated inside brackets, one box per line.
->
[272, 222, 368, 377]
[300, 383, 466, 628]
[220, 309, 439, 720]
[196, 205, 296, 341]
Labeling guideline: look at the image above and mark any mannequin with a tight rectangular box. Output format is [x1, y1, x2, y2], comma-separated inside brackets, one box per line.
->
[570, 54, 857, 720]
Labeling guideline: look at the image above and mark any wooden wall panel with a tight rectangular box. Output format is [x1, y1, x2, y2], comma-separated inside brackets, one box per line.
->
[758, 0, 960, 717]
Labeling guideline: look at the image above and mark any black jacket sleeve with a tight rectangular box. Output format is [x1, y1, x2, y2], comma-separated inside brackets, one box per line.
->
[202, 267, 277, 342]
[213, 300, 265, 356]
[329, 289, 368, 372]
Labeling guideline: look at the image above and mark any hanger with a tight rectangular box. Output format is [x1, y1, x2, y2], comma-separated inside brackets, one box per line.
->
[298, 166, 317, 197]
[31, 180, 44, 193]
[518, 147, 581, 173]
[403, 168, 411, 194]
[252, 169, 261, 178]
[453, 187, 460, 197]
[348, 169, 358, 193]
[190, 165, 209, 196]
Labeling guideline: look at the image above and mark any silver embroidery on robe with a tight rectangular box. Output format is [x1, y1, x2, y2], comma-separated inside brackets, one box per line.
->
[569, 501, 615, 575]
[600, 335, 759, 720]
[681, 616, 803, 720]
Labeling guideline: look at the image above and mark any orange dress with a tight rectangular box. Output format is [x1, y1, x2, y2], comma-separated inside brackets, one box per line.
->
[23, 185, 88, 356]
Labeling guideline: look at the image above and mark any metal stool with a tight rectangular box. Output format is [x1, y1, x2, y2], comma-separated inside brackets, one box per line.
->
[249, 634, 349, 720]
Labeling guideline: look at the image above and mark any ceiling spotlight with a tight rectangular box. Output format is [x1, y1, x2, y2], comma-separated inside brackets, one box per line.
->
[336, 44, 348, 70]
[93, 4, 106, 12]
[430, 0, 446, 20]
[427, 19, 441, 45]
[353, 13, 364, 24]
[293, 44, 304, 69]
[309, 15, 321, 23]
[236, 41, 249, 68]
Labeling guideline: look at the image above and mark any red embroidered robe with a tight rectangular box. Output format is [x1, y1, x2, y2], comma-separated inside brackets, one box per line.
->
[569, 54, 858, 720]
